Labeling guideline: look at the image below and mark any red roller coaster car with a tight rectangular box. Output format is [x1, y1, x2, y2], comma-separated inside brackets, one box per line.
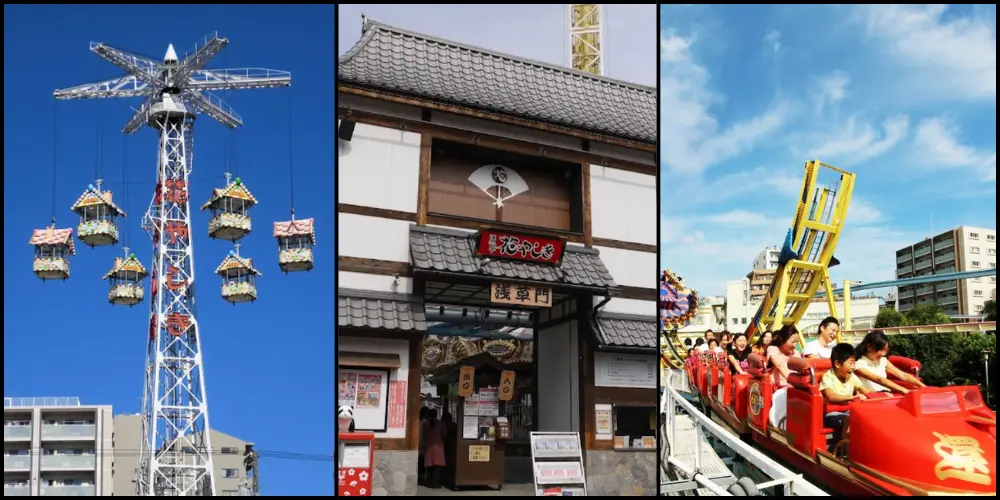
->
[680, 350, 996, 496]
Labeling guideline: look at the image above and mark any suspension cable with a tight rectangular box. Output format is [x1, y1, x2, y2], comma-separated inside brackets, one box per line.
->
[51, 103, 59, 225]
[287, 90, 296, 219]
[122, 135, 131, 248]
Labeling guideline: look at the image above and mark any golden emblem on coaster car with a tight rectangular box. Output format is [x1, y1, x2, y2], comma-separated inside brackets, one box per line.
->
[932, 432, 992, 486]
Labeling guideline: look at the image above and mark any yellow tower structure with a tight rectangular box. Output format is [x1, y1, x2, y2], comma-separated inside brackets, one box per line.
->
[569, 4, 605, 75]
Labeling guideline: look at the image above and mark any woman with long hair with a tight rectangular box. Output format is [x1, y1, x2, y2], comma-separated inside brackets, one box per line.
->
[767, 325, 802, 430]
[854, 330, 926, 394]
[727, 333, 752, 375]
[422, 409, 447, 488]
[752, 331, 773, 356]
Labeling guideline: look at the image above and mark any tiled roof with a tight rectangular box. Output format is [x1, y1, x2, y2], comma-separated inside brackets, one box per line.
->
[70, 186, 125, 216]
[201, 179, 258, 211]
[596, 313, 657, 350]
[29, 227, 76, 255]
[338, 289, 428, 332]
[273, 218, 316, 245]
[103, 254, 148, 280]
[215, 252, 261, 276]
[338, 18, 656, 145]
[409, 225, 617, 290]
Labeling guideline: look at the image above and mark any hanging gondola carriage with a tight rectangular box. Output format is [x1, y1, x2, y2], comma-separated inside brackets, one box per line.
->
[104, 250, 148, 307]
[71, 182, 125, 247]
[201, 175, 257, 241]
[29, 227, 76, 281]
[217, 249, 262, 304]
[273, 218, 315, 272]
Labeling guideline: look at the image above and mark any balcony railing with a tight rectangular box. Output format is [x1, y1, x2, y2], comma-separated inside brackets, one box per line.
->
[3, 486, 30, 497]
[40, 485, 95, 496]
[4, 455, 31, 469]
[41, 454, 96, 470]
[41, 425, 95, 440]
[4, 427, 31, 440]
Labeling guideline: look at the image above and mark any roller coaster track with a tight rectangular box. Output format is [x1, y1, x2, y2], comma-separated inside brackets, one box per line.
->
[746, 161, 856, 344]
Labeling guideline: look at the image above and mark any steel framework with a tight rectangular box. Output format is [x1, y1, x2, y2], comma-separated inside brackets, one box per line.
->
[54, 33, 290, 496]
[568, 4, 605, 75]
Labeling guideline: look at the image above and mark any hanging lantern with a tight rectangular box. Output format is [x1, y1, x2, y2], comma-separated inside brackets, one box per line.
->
[273, 218, 315, 273]
[201, 175, 257, 241]
[104, 250, 148, 307]
[70, 182, 126, 247]
[216, 248, 261, 304]
[29, 227, 76, 281]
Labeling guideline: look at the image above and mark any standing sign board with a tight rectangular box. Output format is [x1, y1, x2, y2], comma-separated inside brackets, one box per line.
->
[337, 431, 375, 496]
[529, 432, 587, 496]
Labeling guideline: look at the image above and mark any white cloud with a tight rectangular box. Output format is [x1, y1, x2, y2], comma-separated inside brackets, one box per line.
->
[914, 118, 996, 179]
[812, 71, 851, 115]
[659, 30, 792, 174]
[846, 198, 883, 226]
[808, 115, 910, 165]
[763, 30, 782, 55]
[861, 5, 996, 101]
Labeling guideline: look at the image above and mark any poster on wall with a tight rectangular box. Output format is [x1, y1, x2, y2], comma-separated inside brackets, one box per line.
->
[594, 404, 612, 441]
[338, 373, 358, 407]
[388, 381, 407, 429]
[337, 368, 391, 432]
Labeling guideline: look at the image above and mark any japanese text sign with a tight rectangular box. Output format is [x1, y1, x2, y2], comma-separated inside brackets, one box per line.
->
[490, 281, 553, 308]
[476, 229, 566, 266]
[499, 370, 516, 402]
[459, 366, 475, 398]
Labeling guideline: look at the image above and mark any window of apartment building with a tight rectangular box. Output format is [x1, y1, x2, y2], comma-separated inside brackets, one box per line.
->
[988, 234, 996, 242]
[4, 421, 30, 427]
[742, 318, 748, 325]
[975, 305, 985, 313]
[222, 447, 239, 455]
[974, 290, 983, 297]
[428, 139, 584, 233]
[971, 246, 981, 254]
[971, 261, 981, 268]
[970, 232, 980, 239]
[991, 277, 996, 284]
[223, 469, 239, 479]
[989, 248, 996, 256]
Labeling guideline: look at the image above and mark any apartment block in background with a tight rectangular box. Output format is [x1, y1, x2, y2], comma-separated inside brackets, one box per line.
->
[112, 414, 254, 496]
[3, 397, 114, 496]
[895, 226, 996, 317]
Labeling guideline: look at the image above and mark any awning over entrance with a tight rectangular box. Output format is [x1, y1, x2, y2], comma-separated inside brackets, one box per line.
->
[409, 225, 618, 292]
[338, 288, 428, 332]
[595, 313, 657, 351]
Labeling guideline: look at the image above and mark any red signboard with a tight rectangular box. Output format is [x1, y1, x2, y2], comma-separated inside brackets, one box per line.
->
[476, 229, 566, 266]
[388, 380, 407, 429]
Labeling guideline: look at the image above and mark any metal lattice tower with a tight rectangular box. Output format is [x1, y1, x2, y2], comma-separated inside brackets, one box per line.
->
[568, 4, 605, 75]
[53, 34, 291, 496]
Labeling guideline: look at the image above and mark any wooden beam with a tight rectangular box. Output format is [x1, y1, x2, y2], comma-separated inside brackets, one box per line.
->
[338, 256, 413, 277]
[582, 163, 593, 247]
[417, 134, 432, 225]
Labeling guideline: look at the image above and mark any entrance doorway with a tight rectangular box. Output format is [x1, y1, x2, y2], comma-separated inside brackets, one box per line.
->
[416, 301, 538, 496]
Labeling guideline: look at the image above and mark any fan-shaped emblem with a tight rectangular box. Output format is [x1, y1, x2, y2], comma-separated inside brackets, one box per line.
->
[468, 164, 529, 208]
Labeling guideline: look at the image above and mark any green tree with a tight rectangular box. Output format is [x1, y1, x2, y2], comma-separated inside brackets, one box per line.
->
[875, 308, 907, 328]
[985, 300, 996, 322]
[903, 304, 953, 326]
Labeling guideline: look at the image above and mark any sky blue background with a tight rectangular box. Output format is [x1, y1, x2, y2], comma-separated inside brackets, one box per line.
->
[4, 4, 336, 495]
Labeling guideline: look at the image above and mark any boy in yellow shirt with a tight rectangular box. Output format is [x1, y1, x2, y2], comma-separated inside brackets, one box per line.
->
[819, 344, 873, 454]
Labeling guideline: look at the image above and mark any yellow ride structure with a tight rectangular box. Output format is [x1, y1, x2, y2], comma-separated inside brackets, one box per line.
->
[746, 161, 855, 347]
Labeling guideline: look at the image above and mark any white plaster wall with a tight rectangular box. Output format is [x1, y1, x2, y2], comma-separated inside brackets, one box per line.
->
[590, 165, 656, 246]
[536, 320, 580, 434]
[337, 123, 421, 213]
[596, 246, 657, 290]
[337, 337, 410, 440]
[338, 272, 414, 295]
[598, 297, 656, 317]
[338, 214, 412, 263]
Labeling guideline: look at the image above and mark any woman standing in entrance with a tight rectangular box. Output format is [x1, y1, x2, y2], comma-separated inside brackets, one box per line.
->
[422, 409, 447, 489]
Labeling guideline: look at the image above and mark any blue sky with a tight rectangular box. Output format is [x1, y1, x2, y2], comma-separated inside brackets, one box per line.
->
[659, 5, 996, 296]
[3, 5, 335, 495]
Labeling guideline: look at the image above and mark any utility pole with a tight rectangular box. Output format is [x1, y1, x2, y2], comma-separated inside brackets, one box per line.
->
[241, 444, 260, 496]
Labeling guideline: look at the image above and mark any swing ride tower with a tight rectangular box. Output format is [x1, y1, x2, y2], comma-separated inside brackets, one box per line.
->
[53, 34, 291, 496]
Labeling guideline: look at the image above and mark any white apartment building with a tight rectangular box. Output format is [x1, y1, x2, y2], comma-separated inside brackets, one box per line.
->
[895, 226, 996, 317]
[3, 397, 114, 497]
[752, 247, 781, 272]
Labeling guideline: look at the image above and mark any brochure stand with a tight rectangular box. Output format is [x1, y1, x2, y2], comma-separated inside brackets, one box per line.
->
[529, 432, 588, 496]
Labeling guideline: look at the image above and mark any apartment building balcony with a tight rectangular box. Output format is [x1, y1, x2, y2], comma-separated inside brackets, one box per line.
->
[896, 254, 912, 265]
[40, 454, 96, 470]
[916, 285, 935, 296]
[936, 252, 955, 265]
[914, 246, 932, 258]
[4, 426, 31, 441]
[4, 486, 30, 497]
[915, 259, 933, 271]
[898, 289, 915, 299]
[938, 297, 959, 307]
[40, 425, 95, 440]
[897, 265, 913, 275]
[937, 281, 957, 292]
[934, 240, 954, 252]
[40, 485, 95, 496]
[4, 455, 31, 470]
